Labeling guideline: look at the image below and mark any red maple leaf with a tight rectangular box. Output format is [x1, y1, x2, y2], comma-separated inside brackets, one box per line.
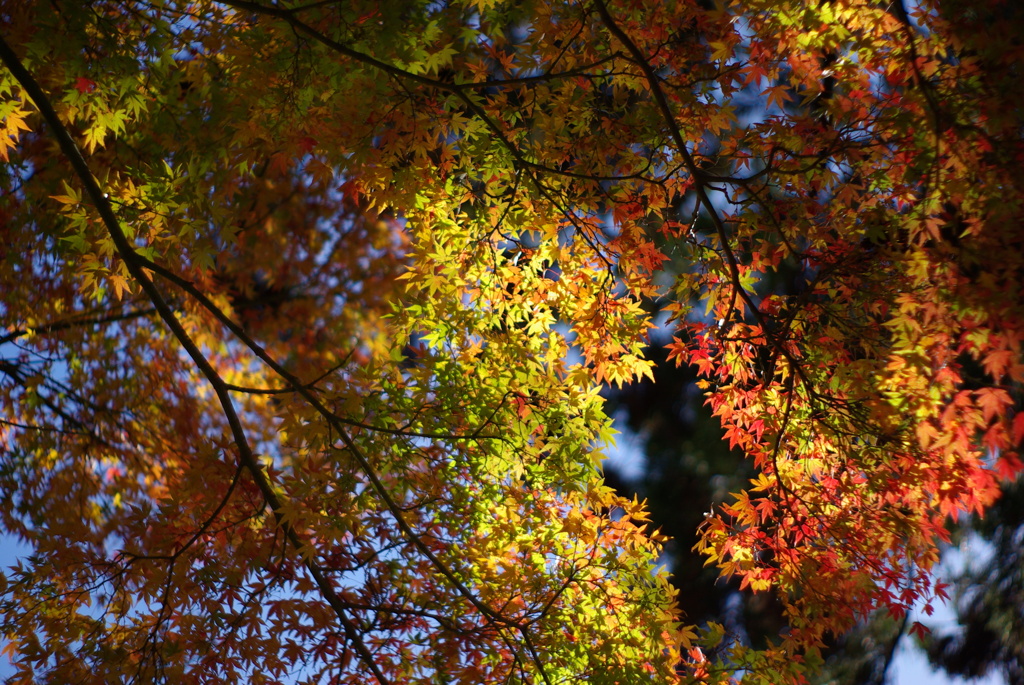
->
[74, 77, 96, 94]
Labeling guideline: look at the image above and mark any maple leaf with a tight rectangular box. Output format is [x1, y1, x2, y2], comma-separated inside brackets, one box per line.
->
[73, 76, 96, 94]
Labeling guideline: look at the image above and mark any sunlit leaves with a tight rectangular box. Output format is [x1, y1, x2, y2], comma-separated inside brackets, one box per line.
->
[1, 0, 1022, 683]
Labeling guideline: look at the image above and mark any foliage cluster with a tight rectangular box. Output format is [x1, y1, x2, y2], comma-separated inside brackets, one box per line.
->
[1, 0, 1021, 683]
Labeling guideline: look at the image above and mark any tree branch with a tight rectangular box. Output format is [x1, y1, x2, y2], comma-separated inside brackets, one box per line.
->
[591, 0, 815, 393]
[0, 33, 391, 685]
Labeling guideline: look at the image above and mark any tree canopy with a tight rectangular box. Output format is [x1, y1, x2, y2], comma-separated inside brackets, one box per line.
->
[1, 0, 1021, 683]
